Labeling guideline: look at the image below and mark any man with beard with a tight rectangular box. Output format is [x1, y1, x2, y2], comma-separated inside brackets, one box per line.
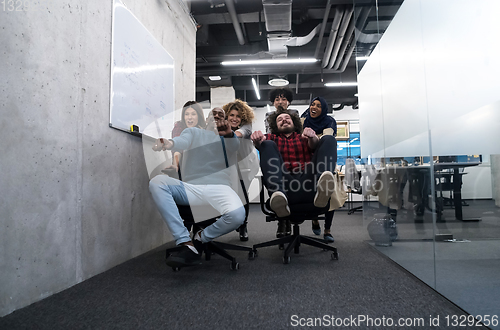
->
[251, 108, 338, 238]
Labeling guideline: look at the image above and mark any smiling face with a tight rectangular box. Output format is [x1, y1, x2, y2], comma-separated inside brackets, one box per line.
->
[227, 109, 242, 129]
[276, 113, 294, 134]
[309, 100, 322, 118]
[184, 107, 199, 128]
[273, 95, 289, 110]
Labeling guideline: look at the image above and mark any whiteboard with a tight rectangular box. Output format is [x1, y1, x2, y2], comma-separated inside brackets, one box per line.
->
[109, 0, 175, 138]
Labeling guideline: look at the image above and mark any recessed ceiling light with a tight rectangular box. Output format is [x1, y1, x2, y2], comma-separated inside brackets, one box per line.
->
[356, 57, 369, 61]
[221, 58, 318, 66]
[268, 78, 289, 87]
[209, 76, 221, 81]
[324, 82, 358, 87]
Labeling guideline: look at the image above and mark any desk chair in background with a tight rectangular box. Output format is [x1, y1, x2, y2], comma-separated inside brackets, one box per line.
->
[345, 158, 363, 215]
[251, 181, 339, 264]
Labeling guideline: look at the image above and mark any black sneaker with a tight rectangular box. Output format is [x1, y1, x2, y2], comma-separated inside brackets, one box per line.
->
[166, 245, 202, 268]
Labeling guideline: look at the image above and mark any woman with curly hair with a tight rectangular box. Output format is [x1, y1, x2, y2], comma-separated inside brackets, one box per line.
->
[222, 99, 255, 138]
[222, 99, 258, 241]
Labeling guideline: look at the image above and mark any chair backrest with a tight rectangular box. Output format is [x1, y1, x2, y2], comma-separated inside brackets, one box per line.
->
[344, 158, 359, 189]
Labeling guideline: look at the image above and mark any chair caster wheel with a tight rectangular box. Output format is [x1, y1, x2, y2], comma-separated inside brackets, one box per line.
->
[172, 267, 181, 272]
[230, 262, 240, 270]
[279, 243, 284, 250]
[331, 252, 339, 260]
[248, 250, 257, 260]
[283, 256, 290, 264]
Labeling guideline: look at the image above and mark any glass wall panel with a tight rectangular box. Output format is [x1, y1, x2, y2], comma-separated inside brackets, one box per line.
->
[353, 0, 500, 326]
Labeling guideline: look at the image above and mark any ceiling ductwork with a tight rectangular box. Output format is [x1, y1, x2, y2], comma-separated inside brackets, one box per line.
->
[263, 0, 292, 57]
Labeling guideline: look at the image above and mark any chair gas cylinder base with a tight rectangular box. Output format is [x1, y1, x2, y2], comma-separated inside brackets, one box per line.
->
[253, 184, 339, 264]
[165, 207, 256, 272]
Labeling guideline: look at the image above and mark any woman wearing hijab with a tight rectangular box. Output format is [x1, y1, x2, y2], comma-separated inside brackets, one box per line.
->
[301, 96, 337, 242]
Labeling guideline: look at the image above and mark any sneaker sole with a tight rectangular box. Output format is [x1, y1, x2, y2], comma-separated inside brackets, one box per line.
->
[270, 193, 290, 218]
[314, 171, 335, 208]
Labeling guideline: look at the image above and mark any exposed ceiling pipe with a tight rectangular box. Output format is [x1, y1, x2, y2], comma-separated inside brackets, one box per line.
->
[326, 6, 354, 69]
[331, 11, 357, 70]
[314, 0, 332, 59]
[339, 34, 356, 72]
[225, 0, 245, 45]
[334, 6, 371, 68]
[354, 6, 380, 45]
[321, 7, 343, 68]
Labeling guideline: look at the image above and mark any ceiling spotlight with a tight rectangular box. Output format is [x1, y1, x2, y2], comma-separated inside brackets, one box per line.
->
[209, 76, 221, 81]
[268, 78, 289, 87]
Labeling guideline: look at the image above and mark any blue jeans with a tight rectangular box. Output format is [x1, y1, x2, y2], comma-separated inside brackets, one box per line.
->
[149, 175, 245, 245]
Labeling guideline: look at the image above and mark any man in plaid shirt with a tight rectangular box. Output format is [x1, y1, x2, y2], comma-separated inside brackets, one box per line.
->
[251, 108, 337, 238]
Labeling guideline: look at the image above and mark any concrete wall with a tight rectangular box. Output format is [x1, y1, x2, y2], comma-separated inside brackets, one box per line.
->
[0, 0, 196, 316]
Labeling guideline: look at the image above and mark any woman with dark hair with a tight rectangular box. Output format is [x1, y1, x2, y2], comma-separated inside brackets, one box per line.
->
[172, 101, 206, 138]
[302, 96, 337, 242]
[168, 101, 206, 172]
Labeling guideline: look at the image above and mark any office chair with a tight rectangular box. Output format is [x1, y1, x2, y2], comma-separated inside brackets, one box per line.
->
[345, 158, 363, 215]
[165, 141, 255, 271]
[165, 204, 255, 271]
[251, 180, 339, 264]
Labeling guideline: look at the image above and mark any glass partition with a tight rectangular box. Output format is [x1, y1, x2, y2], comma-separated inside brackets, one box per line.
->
[353, 0, 500, 327]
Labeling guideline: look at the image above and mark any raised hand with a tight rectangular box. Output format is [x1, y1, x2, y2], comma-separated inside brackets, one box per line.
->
[251, 130, 266, 147]
[302, 127, 317, 139]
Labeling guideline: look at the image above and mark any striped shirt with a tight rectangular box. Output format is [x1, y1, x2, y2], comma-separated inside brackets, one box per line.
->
[264, 132, 312, 172]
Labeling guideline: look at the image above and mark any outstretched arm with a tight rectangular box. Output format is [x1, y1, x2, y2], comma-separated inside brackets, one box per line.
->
[152, 138, 173, 151]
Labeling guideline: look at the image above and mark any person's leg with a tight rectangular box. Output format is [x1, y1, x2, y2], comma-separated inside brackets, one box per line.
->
[324, 210, 334, 230]
[311, 135, 338, 207]
[258, 140, 291, 235]
[149, 175, 194, 246]
[258, 140, 286, 195]
[196, 184, 246, 243]
[323, 210, 335, 242]
[311, 135, 337, 176]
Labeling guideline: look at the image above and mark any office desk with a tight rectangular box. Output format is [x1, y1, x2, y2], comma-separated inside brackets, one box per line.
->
[376, 162, 480, 221]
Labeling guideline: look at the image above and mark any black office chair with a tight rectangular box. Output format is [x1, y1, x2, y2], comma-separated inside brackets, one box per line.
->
[165, 204, 255, 271]
[251, 181, 339, 264]
[165, 149, 255, 271]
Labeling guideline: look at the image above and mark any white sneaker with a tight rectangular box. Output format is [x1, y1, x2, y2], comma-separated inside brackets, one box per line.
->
[270, 191, 290, 218]
[314, 171, 335, 208]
